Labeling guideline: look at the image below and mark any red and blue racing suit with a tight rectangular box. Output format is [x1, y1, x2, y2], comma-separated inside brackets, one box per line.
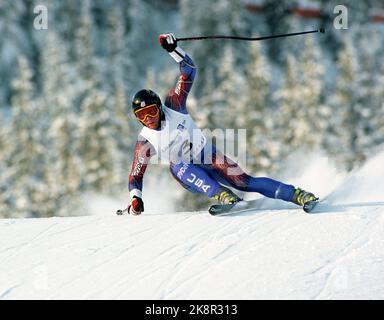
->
[128, 53, 295, 202]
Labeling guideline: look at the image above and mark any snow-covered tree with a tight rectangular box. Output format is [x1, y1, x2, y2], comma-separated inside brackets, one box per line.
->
[74, 0, 96, 82]
[9, 56, 42, 175]
[329, 38, 365, 170]
[352, 29, 384, 155]
[263, 0, 298, 64]
[240, 41, 274, 175]
[126, 0, 159, 90]
[40, 31, 83, 216]
[41, 31, 78, 120]
[211, 45, 246, 130]
[180, 0, 249, 92]
[0, 114, 13, 218]
[77, 91, 120, 193]
[0, 108, 12, 167]
[274, 36, 326, 169]
[317, 0, 343, 60]
[325, 1, 383, 169]
[297, 36, 328, 146]
[274, 54, 302, 156]
[107, 5, 134, 188]
[8, 56, 46, 217]
[198, 68, 217, 129]
[73, 0, 107, 102]
[0, 1, 29, 106]
[107, 5, 128, 108]
[371, 60, 384, 148]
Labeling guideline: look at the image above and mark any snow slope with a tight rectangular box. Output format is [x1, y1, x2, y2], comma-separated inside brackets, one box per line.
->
[1, 151, 384, 300]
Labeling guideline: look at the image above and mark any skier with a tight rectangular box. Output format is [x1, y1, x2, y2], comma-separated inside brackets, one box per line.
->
[127, 33, 318, 215]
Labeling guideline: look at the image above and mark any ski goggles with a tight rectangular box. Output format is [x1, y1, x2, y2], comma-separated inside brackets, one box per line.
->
[134, 104, 160, 122]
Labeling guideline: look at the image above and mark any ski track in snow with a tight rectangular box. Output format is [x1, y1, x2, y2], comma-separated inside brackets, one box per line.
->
[1, 151, 384, 299]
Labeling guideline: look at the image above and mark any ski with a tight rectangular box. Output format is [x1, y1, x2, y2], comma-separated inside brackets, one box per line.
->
[209, 199, 321, 215]
[209, 203, 236, 215]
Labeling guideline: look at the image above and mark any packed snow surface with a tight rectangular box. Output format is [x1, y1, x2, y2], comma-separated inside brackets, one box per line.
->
[1, 151, 384, 299]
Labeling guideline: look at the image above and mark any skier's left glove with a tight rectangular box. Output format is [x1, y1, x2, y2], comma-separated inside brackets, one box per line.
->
[128, 196, 144, 215]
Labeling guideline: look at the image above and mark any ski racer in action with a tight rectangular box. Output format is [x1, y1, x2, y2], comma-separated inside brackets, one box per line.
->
[127, 33, 318, 215]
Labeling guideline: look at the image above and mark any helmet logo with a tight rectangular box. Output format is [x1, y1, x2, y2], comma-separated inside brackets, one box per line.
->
[141, 101, 146, 107]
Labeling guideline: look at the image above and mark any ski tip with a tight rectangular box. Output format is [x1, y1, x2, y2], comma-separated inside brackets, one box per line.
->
[209, 203, 236, 216]
[303, 199, 319, 213]
[209, 204, 224, 215]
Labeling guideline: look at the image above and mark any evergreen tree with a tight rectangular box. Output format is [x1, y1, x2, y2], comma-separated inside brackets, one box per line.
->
[240, 41, 274, 175]
[51, 0, 81, 49]
[198, 68, 217, 129]
[41, 31, 78, 121]
[126, 0, 159, 90]
[263, 0, 297, 64]
[107, 5, 133, 188]
[180, 0, 249, 92]
[9, 56, 41, 175]
[73, 0, 120, 193]
[297, 36, 327, 147]
[371, 57, 384, 148]
[0, 1, 29, 106]
[0, 111, 12, 165]
[74, 0, 96, 83]
[352, 29, 383, 155]
[274, 37, 326, 169]
[8, 57, 45, 217]
[317, 0, 343, 60]
[0, 115, 13, 218]
[40, 31, 83, 216]
[78, 91, 120, 193]
[274, 54, 302, 158]
[211, 45, 246, 130]
[73, 0, 106, 98]
[329, 38, 367, 170]
[0, 164, 10, 218]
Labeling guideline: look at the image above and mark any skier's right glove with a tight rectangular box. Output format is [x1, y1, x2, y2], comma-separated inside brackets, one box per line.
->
[158, 33, 177, 52]
[158, 33, 185, 63]
[128, 196, 144, 216]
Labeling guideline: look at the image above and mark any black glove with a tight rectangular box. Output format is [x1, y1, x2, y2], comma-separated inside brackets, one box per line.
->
[128, 196, 144, 215]
[158, 33, 177, 52]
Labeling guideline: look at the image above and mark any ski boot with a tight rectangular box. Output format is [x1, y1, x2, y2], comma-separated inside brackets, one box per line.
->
[291, 187, 319, 210]
[213, 187, 242, 205]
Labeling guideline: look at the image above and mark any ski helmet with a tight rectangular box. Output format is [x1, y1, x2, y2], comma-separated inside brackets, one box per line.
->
[132, 89, 162, 115]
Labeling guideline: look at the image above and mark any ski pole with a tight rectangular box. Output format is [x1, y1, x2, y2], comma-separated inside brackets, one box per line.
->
[176, 28, 325, 42]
